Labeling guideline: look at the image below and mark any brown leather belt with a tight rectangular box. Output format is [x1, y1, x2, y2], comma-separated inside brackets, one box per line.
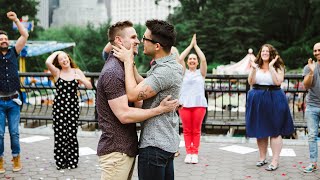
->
[0, 94, 18, 101]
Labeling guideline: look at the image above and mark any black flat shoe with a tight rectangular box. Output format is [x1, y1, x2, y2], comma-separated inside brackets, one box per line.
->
[265, 164, 278, 171]
[256, 160, 268, 167]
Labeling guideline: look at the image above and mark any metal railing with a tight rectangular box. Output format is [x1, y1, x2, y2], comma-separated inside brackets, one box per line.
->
[18, 72, 307, 130]
[202, 74, 307, 133]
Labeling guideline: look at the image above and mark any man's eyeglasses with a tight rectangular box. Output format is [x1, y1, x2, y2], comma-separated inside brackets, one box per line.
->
[142, 36, 163, 46]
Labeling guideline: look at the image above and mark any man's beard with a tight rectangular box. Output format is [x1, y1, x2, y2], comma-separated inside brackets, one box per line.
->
[0, 46, 8, 51]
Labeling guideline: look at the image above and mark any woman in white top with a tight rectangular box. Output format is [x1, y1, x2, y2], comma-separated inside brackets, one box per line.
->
[178, 34, 207, 164]
[246, 44, 293, 171]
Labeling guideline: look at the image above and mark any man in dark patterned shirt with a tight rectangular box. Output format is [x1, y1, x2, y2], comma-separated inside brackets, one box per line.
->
[113, 19, 183, 180]
[0, 11, 29, 173]
[96, 21, 179, 180]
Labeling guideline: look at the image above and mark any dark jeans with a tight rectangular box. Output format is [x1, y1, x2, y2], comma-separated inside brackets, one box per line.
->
[138, 146, 175, 180]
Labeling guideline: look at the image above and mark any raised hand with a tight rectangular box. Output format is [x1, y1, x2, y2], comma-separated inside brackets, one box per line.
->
[269, 55, 279, 68]
[191, 34, 196, 47]
[307, 58, 316, 72]
[249, 58, 258, 69]
[112, 44, 134, 63]
[7, 11, 18, 22]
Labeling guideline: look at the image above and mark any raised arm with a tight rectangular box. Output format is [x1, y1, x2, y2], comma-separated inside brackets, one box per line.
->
[303, 58, 315, 90]
[124, 60, 156, 101]
[193, 35, 207, 77]
[102, 42, 112, 60]
[7, 11, 29, 54]
[75, 69, 93, 89]
[109, 95, 178, 124]
[270, 67, 284, 86]
[133, 65, 144, 83]
[45, 51, 61, 80]
[179, 34, 196, 73]
[248, 60, 258, 85]
[113, 44, 156, 102]
[171, 46, 180, 62]
[269, 56, 284, 86]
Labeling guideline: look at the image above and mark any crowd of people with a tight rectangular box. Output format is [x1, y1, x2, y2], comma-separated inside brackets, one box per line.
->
[1, 10, 320, 179]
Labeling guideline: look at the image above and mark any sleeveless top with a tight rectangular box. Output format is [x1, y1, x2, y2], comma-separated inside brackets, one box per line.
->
[179, 69, 207, 107]
[54, 69, 79, 100]
[255, 69, 274, 85]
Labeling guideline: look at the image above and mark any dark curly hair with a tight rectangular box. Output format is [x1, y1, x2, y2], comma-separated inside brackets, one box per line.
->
[146, 19, 176, 53]
[255, 44, 284, 71]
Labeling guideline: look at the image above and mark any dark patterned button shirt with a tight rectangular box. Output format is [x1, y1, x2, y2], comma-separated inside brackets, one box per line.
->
[0, 47, 20, 94]
[96, 53, 138, 157]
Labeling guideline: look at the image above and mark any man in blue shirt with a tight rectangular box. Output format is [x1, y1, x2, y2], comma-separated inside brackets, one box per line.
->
[0, 11, 29, 173]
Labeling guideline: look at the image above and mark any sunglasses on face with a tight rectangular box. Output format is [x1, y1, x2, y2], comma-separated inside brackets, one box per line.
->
[142, 36, 163, 47]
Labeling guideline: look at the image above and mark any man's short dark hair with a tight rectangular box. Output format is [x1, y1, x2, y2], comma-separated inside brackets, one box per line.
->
[108, 21, 133, 45]
[0, 30, 8, 36]
[146, 19, 176, 52]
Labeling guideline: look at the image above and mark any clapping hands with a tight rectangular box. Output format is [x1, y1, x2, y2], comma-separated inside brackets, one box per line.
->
[307, 58, 316, 72]
[191, 34, 196, 46]
[249, 58, 258, 69]
[269, 55, 279, 68]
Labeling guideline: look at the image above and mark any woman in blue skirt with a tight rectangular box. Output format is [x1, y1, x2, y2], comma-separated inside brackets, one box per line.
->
[246, 44, 294, 171]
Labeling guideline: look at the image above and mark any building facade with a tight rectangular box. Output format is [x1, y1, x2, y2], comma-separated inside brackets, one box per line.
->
[36, 0, 179, 28]
[51, 0, 109, 27]
[110, 0, 179, 24]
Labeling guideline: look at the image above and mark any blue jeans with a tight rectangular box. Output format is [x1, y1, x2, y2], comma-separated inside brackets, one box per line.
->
[0, 99, 21, 157]
[306, 105, 320, 163]
[138, 146, 175, 180]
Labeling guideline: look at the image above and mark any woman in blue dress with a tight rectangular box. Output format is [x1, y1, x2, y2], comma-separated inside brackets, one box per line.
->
[246, 44, 294, 171]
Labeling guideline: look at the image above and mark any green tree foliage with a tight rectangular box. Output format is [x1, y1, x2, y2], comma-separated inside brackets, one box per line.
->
[168, 0, 230, 65]
[164, 0, 320, 71]
[28, 22, 153, 72]
[30, 23, 110, 72]
[218, 0, 262, 63]
[255, 0, 320, 69]
[0, 0, 39, 39]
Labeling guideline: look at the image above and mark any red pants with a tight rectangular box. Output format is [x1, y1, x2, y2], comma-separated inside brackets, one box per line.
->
[179, 107, 206, 154]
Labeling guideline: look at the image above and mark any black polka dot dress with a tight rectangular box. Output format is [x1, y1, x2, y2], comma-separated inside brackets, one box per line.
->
[52, 78, 80, 170]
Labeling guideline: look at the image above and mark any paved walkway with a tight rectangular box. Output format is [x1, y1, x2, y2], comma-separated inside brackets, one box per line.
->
[0, 126, 319, 180]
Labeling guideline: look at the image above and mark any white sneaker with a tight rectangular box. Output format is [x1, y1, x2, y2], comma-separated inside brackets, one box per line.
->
[184, 154, 192, 164]
[191, 154, 198, 164]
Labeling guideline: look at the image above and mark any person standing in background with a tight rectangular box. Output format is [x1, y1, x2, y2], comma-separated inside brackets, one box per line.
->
[46, 51, 93, 170]
[0, 11, 29, 173]
[177, 34, 207, 164]
[246, 44, 294, 171]
[302, 42, 320, 173]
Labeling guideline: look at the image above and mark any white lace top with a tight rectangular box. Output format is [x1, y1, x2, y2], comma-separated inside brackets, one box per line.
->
[179, 69, 208, 107]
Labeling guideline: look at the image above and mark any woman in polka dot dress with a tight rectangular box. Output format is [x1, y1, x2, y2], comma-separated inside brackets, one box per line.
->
[46, 51, 93, 170]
